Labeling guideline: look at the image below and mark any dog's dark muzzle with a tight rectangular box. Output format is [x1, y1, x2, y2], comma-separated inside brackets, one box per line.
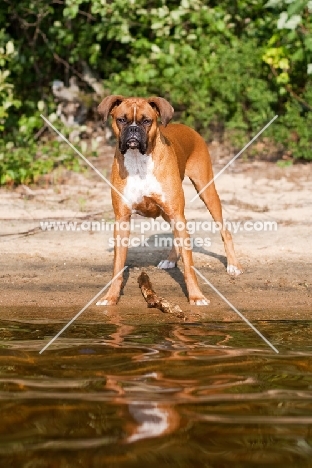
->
[120, 124, 147, 155]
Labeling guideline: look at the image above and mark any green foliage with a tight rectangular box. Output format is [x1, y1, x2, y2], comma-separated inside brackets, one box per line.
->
[263, 0, 312, 160]
[0, 30, 21, 131]
[0, 0, 311, 185]
[0, 136, 82, 186]
[0, 112, 85, 185]
[270, 84, 312, 161]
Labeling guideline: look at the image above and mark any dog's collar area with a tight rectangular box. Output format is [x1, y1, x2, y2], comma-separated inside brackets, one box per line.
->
[123, 149, 152, 177]
[124, 148, 150, 160]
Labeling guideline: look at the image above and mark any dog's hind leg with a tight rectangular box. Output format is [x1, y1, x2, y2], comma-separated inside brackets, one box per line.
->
[157, 212, 179, 269]
[157, 210, 209, 305]
[186, 149, 243, 276]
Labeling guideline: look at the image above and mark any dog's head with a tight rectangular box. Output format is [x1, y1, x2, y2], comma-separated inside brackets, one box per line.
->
[98, 96, 174, 154]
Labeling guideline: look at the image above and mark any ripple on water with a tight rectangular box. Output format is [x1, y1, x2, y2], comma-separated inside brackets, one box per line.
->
[0, 319, 311, 467]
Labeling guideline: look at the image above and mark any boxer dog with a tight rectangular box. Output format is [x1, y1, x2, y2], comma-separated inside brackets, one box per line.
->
[96, 96, 242, 306]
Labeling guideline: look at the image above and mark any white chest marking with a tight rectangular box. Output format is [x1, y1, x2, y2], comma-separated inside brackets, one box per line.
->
[123, 149, 165, 207]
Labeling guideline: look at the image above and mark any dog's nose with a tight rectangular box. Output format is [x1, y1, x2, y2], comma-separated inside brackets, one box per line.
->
[129, 125, 139, 133]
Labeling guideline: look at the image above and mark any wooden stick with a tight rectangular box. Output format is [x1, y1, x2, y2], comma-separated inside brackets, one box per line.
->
[138, 272, 184, 318]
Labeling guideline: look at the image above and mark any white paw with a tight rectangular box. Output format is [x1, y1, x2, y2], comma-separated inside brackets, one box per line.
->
[227, 264, 243, 276]
[96, 300, 109, 306]
[192, 298, 210, 306]
[157, 260, 176, 269]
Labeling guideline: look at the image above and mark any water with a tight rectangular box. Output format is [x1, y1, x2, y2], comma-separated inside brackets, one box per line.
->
[0, 318, 312, 467]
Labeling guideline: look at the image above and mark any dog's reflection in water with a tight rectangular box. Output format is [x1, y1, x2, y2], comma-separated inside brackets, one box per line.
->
[106, 372, 180, 443]
[126, 401, 180, 443]
[105, 318, 180, 443]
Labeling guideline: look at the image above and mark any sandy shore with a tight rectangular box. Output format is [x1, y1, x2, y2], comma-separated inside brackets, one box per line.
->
[0, 146, 311, 324]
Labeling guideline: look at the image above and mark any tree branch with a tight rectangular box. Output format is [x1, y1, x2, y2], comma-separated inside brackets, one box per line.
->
[138, 271, 185, 318]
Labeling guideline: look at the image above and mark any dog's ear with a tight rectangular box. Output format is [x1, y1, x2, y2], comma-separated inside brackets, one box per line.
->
[98, 95, 125, 122]
[147, 97, 174, 127]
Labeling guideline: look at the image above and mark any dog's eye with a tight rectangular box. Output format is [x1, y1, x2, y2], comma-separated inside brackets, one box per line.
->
[117, 118, 127, 124]
[142, 119, 152, 125]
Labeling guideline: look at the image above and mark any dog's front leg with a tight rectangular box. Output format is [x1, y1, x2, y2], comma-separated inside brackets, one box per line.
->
[96, 214, 131, 306]
[172, 215, 210, 306]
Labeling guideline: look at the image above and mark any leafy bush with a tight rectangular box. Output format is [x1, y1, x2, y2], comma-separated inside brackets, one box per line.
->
[0, 0, 311, 185]
[0, 125, 83, 185]
[0, 30, 21, 131]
